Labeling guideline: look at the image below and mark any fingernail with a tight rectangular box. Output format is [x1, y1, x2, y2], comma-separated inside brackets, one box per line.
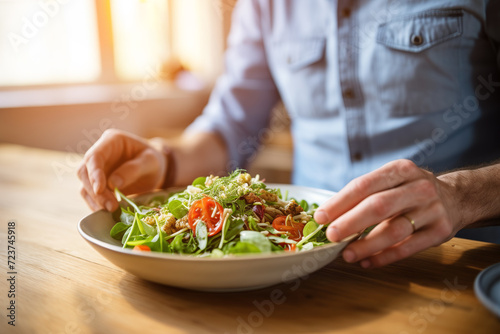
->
[343, 249, 356, 263]
[93, 182, 100, 194]
[326, 226, 340, 242]
[314, 210, 328, 224]
[360, 259, 372, 269]
[109, 175, 123, 188]
[105, 201, 114, 212]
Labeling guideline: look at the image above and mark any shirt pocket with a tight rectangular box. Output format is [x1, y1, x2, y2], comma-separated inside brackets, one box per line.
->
[373, 9, 464, 117]
[269, 38, 332, 118]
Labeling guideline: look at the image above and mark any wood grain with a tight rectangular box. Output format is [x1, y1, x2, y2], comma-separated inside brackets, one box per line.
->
[1, 144, 499, 334]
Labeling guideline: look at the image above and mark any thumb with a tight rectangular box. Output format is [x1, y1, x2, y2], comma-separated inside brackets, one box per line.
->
[108, 148, 165, 194]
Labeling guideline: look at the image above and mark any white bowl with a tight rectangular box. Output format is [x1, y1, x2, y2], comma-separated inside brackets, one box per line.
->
[78, 184, 358, 292]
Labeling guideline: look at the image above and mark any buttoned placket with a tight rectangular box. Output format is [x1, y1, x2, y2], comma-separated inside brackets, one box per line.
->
[336, 0, 371, 172]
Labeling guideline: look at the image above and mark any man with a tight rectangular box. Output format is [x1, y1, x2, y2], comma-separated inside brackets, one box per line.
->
[79, 0, 500, 267]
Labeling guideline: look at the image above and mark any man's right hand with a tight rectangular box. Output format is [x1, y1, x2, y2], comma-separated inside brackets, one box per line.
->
[77, 129, 167, 212]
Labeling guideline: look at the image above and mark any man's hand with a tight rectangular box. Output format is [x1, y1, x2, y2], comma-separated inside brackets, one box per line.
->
[77, 129, 167, 212]
[314, 159, 462, 268]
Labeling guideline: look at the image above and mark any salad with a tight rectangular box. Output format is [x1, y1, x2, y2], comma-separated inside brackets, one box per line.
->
[110, 170, 331, 257]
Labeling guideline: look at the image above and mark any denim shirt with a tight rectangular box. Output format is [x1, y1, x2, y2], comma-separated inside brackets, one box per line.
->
[187, 0, 500, 192]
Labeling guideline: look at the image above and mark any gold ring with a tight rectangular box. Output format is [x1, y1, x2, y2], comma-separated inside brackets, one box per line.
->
[402, 215, 416, 233]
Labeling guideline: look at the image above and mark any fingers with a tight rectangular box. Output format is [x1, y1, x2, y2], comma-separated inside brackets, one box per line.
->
[77, 129, 135, 211]
[77, 130, 122, 204]
[76, 128, 171, 212]
[80, 187, 102, 211]
[325, 177, 438, 242]
[78, 163, 94, 200]
[311, 159, 458, 268]
[78, 159, 117, 211]
[359, 220, 453, 268]
[107, 148, 164, 195]
[341, 201, 454, 268]
[85, 154, 108, 194]
[315, 159, 423, 225]
[80, 129, 146, 193]
[341, 207, 429, 264]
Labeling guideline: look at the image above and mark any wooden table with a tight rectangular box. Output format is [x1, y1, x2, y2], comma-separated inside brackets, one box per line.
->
[1, 144, 500, 334]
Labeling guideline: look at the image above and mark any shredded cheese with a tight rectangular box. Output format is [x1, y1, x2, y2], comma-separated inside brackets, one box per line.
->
[169, 228, 188, 237]
[186, 185, 202, 195]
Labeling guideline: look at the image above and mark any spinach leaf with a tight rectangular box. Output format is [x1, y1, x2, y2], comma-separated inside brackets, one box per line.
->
[150, 232, 171, 253]
[168, 232, 197, 254]
[167, 191, 189, 204]
[240, 231, 272, 253]
[168, 199, 188, 219]
[231, 199, 248, 217]
[126, 235, 154, 246]
[171, 234, 185, 253]
[121, 226, 132, 244]
[223, 219, 244, 243]
[110, 222, 130, 240]
[226, 241, 261, 255]
[299, 199, 309, 212]
[270, 243, 284, 252]
[122, 213, 142, 248]
[138, 216, 157, 236]
[192, 176, 206, 188]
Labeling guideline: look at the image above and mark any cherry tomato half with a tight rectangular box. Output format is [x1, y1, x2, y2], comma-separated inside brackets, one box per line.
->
[272, 215, 304, 241]
[133, 245, 151, 251]
[188, 197, 224, 237]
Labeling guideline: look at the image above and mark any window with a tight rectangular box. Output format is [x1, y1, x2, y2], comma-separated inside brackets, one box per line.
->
[0, 0, 227, 88]
[0, 0, 100, 86]
[110, 0, 171, 81]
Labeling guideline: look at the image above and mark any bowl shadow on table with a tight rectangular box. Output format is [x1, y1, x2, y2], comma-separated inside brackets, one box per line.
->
[116, 243, 500, 333]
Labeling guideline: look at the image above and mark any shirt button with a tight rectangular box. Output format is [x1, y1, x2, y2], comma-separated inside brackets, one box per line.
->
[341, 8, 351, 18]
[342, 88, 355, 100]
[352, 152, 363, 162]
[411, 34, 423, 46]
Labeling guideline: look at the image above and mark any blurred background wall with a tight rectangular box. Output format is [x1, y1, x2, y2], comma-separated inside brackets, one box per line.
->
[0, 0, 292, 182]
